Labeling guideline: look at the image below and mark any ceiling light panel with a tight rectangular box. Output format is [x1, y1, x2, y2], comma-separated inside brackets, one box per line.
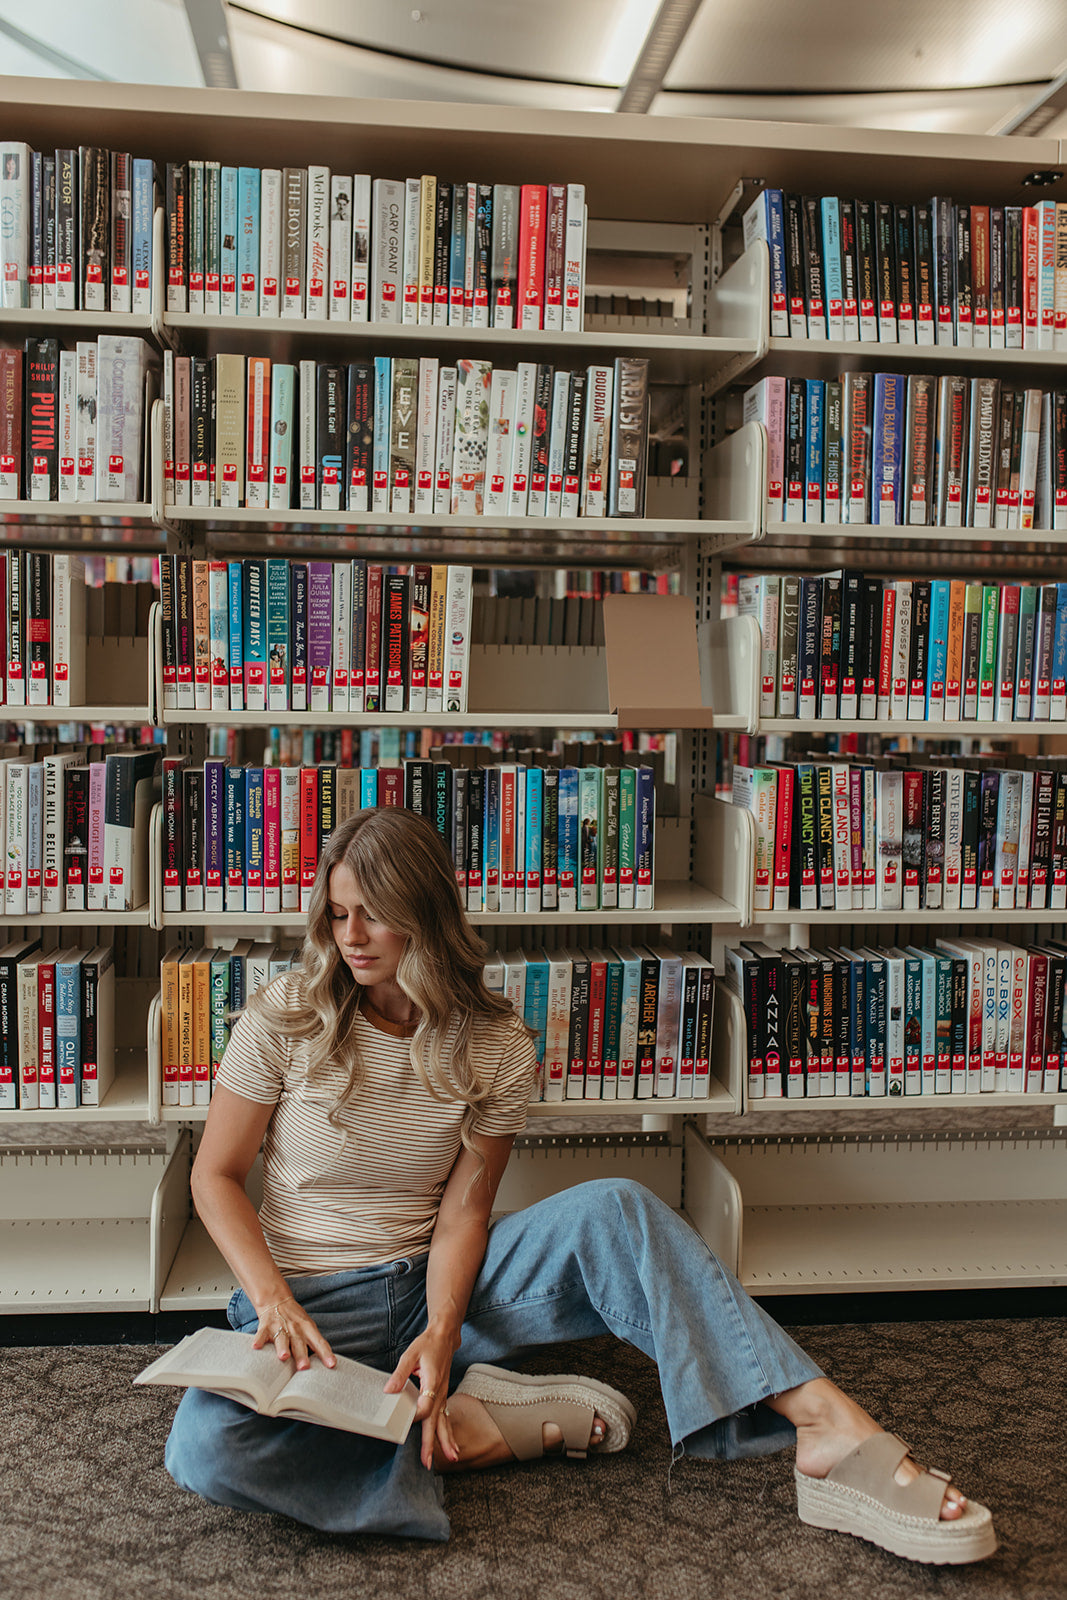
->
[237, 0, 661, 86]
[666, 0, 1067, 93]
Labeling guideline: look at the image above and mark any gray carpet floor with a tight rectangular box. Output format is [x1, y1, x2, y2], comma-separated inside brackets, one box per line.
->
[2, 1316, 1064, 1600]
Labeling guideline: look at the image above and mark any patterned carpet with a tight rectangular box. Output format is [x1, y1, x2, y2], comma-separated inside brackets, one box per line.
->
[2, 1317, 1064, 1600]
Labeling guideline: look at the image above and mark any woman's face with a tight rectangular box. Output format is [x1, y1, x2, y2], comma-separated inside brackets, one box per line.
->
[327, 862, 407, 992]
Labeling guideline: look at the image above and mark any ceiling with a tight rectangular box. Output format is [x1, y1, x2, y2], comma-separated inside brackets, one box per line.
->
[1, 0, 1066, 136]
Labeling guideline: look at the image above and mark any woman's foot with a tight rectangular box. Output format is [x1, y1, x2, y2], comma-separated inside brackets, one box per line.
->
[766, 1378, 967, 1520]
[432, 1392, 605, 1472]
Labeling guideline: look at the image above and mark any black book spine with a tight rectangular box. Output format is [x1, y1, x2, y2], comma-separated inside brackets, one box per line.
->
[29, 151, 43, 303]
[926, 768, 946, 905]
[166, 162, 187, 307]
[64, 764, 89, 908]
[840, 571, 863, 713]
[819, 574, 842, 716]
[345, 361, 373, 509]
[24, 336, 59, 499]
[990, 206, 1005, 339]
[950, 955, 968, 1079]
[840, 200, 859, 332]
[955, 204, 972, 339]
[568, 959, 591, 1080]
[860, 576, 882, 711]
[786, 377, 805, 516]
[961, 770, 982, 903]
[26, 549, 51, 695]
[1005, 207, 1023, 335]
[636, 953, 660, 1087]
[895, 203, 915, 329]
[1031, 770, 1054, 906]
[798, 575, 822, 713]
[78, 145, 110, 310]
[466, 767, 485, 909]
[315, 363, 345, 509]
[432, 762, 452, 849]
[793, 766, 818, 905]
[183, 764, 202, 899]
[562, 370, 586, 507]
[913, 203, 935, 333]
[978, 771, 1000, 902]
[55, 149, 77, 306]
[162, 758, 184, 895]
[932, 196, 955, 340]
[42, 156, 56, 303]
[784, 194, 806, 334]
[875, 201, 896, 334]
[451, 766, 468, 891]
[433, 181, 452, 323]
[801, 195, 825, 335]
[855, 199, 877, 335]
[1053, 774, 1067, 897]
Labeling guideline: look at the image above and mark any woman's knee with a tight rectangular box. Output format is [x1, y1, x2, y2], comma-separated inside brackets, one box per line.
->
[164, 1389, 245, 1504]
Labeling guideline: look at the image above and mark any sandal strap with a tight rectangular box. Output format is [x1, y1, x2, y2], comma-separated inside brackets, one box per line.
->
[477, 1394, 593, 1461]
[827, 1432, 953, 1523]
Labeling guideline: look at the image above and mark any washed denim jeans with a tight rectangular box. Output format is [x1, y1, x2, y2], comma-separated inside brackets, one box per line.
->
[165, 1178, 821, 1539]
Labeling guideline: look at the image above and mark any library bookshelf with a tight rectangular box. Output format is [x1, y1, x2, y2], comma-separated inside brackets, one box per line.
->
[1, 78, 1067, 1310]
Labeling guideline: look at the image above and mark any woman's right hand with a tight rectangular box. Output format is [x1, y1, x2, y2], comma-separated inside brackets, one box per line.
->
[251, 1293, 336, 1371]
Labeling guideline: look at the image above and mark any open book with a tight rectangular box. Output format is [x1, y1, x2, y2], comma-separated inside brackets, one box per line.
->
[134, 1327, 418, 1442]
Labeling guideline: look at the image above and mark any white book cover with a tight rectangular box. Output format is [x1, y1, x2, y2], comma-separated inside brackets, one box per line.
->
[862, 766, 877, 910]
[268, 362, 294, 510]
[542, 950, 572, 1103]
[0, 143, 30, 307]
[87, 759, 107, 912]
[434, 366, 457, 515]
[993, 944, 1012, 1091]
[95, 335, 149, 502]
[26, 762, 43, 916]
[371, 178, 404, 323]
[58, 350, 77, 503]
[581, 364, 613, 518]
[259, 168, 282, 316]
[1018, 387, 1042, 531]
[17, 953, 41, 1111]
[450, 361, 491, 515]
[52, 551, 86, 708]
[650, 946, 683, 1098]
[995, 770, 1022, 909]
[305, 165, 330, 320]
[332, 559, 352, 710]
[444, 565, 472, 714]
[350, 173, 371, 321]
[508, 362, 537, 516]
[246, 357, 270, 510]
[42, 752, 78, 914]
[737, 575, 780, 719]
[943, 767, 964, 910]
[280, 767, 301, 913]
[328, 175, 353, 319]
[298, 359, 316, 510]
[563, 184, 585, 334]
[503, 951, 527, 1024]
[546, 369, 570, 520]
[402, 177, 421, 325]
[485, 368, 517, 516]
[831, 763, 853, 911]
[742, 377, 787, 520]
[414, 357, 439, 514]
[4, 761, 27, 917]
[876, 768, 903, 910]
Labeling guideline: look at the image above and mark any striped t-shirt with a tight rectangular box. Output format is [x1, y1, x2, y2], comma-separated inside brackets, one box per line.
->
[216, 971, 537, 1273]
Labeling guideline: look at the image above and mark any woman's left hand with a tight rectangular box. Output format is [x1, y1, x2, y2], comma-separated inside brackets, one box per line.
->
[385, 1323, 460, 1470]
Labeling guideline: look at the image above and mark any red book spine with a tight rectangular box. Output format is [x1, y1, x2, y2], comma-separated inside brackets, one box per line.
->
[379, 766, 403, 807]
[517, 184, 547, 331]
[1023, 206, 1040, 342]
[299, 766, 318, 902]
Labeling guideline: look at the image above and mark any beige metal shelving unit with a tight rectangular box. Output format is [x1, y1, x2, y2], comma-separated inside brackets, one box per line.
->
[3, 77, 1067, 1308]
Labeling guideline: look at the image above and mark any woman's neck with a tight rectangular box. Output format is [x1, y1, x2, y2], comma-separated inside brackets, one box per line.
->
[359, 982, 419, 1028]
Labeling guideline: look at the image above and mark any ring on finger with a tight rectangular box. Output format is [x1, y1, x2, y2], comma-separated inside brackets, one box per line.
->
[424, 1389, 437, 1402]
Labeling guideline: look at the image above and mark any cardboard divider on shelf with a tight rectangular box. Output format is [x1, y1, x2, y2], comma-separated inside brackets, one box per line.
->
[693, 793, 754, 925]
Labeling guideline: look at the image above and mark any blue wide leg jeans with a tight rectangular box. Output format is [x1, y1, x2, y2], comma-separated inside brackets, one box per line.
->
[165, 1178, 822, 1539]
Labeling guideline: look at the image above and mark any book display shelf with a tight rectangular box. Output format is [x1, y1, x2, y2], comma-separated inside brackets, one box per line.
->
[2, 78, 1067, 1312]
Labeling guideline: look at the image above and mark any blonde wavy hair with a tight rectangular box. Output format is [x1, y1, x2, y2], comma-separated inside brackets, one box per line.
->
[247, 806, 522, 1171]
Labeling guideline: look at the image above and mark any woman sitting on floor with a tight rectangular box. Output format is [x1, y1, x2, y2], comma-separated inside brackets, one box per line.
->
[165, 806, 996, 1566]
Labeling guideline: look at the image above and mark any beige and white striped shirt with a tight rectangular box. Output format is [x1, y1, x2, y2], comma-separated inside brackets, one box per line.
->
[216, 971, 537, 1273]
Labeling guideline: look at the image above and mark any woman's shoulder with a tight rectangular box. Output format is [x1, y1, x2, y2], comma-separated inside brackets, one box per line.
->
[467, 1005, 536, 1063]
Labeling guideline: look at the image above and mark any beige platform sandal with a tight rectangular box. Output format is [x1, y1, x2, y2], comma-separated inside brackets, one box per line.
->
[795, 1432, 997, 1565]
[453, 1363, 636, 1459]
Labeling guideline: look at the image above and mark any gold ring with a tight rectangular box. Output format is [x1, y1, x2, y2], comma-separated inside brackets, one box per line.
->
[425, 1389, 437, 1401]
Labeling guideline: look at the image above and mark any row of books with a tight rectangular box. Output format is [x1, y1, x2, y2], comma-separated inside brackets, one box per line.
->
[0, 551, 87, 708]
[159, 938, 299, 1107]
[0, 746, 159, 916]
[247, 727, 667, 781]
[737, 571, 1067, 724]
[161, 351, 650, 518]
[0, 143, 154, 313]
[160, 759, 657, 917]
[0, 939, 115, 1111]
[728, 937, 1067, 1100]
[743, 188, 1067, 350]
[164, 164, 586, 330]
[492, 946, 715, 1102]
[744, 374, 1067, 530]
[0, 337, 155, 503]
[731, 756, 1067, 915]
[158, 557, 473, 716]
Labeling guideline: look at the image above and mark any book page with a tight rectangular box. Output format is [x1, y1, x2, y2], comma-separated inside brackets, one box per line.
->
[273, 1355, 418, 1441]
[133, 1327, 293, 1411]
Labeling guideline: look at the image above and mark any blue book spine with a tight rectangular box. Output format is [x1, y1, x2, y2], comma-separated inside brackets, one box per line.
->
[220, 166, 238, 311]
[804, 378, 824, 523]
[205, 758, 224, 908]
[360, 767, 378, 808]
[237, 166, 260, 315]
[557, 767, 579, 911]
[748, 189, 788, 335]
[523, 957, 551, 1073]
[244, 767, 264, 911]
[224, 764, 246, 912]
[55, 954, 83, 1109]
[524, 765, 543, 907]
[359, 728, 374, 768]
[820, 197, 843, 328]
[131, 158, 154, 314]
[1053, 582, 1067, 714]
[372, 356, 392, 509]
[268, 363, 295, 510]
[449, 183, 467, 325]
[265, 557, 289, 710]
[926, 579, 951, 715]
[227, 561, 244, 711]
[871, 371, 905, 526]
[482, 765, 501, 912]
